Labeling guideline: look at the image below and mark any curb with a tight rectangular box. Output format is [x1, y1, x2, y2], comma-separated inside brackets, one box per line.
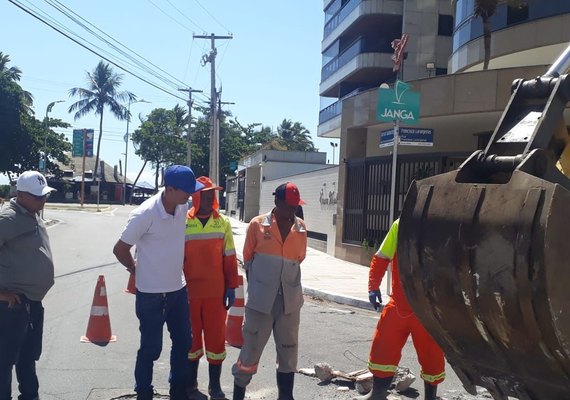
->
[302, 286, 375, 311]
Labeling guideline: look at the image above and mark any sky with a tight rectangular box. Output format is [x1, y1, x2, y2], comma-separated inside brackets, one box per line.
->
[1, 0, 339, 186]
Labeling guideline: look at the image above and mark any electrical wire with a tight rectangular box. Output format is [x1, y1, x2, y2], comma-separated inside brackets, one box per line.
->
[192, 0, 232, 33]
[9, 0, 187, 101]
[163, 0, 207, 33]
[45, 0, 188, 92]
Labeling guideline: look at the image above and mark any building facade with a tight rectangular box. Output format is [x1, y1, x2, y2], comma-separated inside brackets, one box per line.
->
[322, 0, 570, 264]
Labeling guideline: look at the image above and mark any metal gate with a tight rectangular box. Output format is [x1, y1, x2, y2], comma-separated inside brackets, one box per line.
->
[343, 153, 466, 247]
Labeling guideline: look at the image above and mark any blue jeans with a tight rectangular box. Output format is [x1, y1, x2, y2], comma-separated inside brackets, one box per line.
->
[0, 298, 44, 400]
[134, 286, 192, 393]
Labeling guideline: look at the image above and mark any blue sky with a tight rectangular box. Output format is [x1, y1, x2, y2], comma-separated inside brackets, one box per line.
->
[1, 1, 337, 185]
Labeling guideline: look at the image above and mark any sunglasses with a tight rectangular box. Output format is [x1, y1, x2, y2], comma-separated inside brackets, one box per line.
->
[27, 192, 50, 201]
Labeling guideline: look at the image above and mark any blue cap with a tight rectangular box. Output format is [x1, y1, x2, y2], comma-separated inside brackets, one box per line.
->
[164, 165, 205, 194]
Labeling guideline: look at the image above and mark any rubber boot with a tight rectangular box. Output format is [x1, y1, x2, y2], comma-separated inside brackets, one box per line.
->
[169, 384, 188, 400]
[208, 364, 226, 399]
[136, 389, 154, 400]
[276, 371, 295, 400]
[352, 376, 392, 400]
[188, 360, 199, 392]
[232, 383, 246, 400]
[424, 382, 438, 400]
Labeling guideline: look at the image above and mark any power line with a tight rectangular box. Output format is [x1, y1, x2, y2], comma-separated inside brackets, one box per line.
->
[9, 0, 187, 101]
[146, 0, 198, 33]
[163, 0, 207, 32]
[192, 0, 232, 33]
[45, 0, 188, 92]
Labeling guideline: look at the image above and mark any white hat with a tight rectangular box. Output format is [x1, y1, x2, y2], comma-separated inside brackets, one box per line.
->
[17, 171, 56, 196]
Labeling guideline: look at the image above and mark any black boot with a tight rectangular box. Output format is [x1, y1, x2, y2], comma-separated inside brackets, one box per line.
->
[352, 376, 392, 400]
[424, 381, 438, 400]
[188, 360, 199, 392]
[208, 364, 226, 399]
[232, 383, 246, 400]
[170, 383, 188, 400]
[276, 371, 295, 400]
[136, 389, 154, 400]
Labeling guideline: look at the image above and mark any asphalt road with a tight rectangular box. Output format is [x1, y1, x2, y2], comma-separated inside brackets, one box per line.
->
[13, 206, 495, 400]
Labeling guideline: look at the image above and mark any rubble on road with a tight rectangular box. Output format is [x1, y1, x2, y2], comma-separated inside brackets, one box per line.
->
[299, 362, 416, 395]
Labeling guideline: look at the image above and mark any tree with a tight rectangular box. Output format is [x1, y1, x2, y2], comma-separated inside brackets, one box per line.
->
[68, 61, 135, 178]
[131, 107, 186, 189]
[0, 52, 33, 111]
[473, 0, 525, 69]
[276, 119, 316, 152]
[0, 54, 70, 179]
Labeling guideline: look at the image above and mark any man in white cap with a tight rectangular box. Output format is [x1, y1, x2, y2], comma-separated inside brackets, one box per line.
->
[113, 165, 205, 400]
[0, 170, 56, 400]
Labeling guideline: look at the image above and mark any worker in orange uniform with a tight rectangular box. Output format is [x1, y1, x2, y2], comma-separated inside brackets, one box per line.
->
[183, 176, 239, 400]
[232, 182, 307, 400]
[355, 218, 445, 400]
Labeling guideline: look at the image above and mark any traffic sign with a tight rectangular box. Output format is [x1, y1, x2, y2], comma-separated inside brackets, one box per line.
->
[72, 129, 94, 157]
[377, 80, 420, 124]
[399, 127, 433, 146]
[379, 127, 434, 148]
[380, 128, 394, 148]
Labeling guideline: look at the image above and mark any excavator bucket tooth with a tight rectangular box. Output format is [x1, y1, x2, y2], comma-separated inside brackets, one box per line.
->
[399, 169, 570, 399]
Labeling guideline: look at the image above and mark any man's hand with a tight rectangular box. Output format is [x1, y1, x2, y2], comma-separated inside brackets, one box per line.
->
[224, 288, 236, 310]
[0, 292, 21, 308]
[368, 290, 382, 311]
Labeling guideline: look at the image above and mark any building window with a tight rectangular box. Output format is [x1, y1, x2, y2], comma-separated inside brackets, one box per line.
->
[436, 68, 448, 76]
[507, 2, 529, 25]
[438, 14, 454, 36]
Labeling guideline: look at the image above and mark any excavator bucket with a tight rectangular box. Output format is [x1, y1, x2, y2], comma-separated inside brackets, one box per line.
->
[398, 45, 570, 400]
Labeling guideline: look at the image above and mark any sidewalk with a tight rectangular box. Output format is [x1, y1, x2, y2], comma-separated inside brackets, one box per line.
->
[228, 216, 390, 311]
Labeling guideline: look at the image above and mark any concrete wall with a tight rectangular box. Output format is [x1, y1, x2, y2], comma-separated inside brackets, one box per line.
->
[259, 166, 339, 256]
[244, 166, 261, 222]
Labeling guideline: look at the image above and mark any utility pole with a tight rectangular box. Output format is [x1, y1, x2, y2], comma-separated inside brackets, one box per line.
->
[178, 88, 202, 166]
[216, 87, 234, 184]
[194, 33, 232, 182]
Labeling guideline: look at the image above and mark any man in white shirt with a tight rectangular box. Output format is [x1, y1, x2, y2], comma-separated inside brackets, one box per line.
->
[113, 165, 204, 400]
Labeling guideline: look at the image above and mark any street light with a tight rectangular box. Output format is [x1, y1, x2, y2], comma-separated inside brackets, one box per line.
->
[330, 141, 338, 164]
[124, 99, 150, 205]
[43, 100, 65, 174]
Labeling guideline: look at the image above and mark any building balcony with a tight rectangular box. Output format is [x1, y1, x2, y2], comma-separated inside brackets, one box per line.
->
[322, 0, 403, 51]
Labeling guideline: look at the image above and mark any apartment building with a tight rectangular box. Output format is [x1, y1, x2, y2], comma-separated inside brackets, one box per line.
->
[321, 0, 570, 264]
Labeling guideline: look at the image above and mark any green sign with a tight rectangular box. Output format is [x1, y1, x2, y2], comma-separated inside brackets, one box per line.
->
[72, 129, 94, 157]
[376, 80, 420, 125]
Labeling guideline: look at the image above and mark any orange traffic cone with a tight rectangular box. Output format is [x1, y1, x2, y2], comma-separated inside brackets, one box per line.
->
[81, 275, 117, 343]
[123, 272, 136, 294]
[226, 275, 245, 348]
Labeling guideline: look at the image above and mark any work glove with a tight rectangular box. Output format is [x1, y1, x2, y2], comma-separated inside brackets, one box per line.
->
[368, 290, 382, 311]
[224, 288, 236, 310]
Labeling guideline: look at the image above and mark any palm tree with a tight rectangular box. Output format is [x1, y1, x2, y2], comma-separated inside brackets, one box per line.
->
[68, 61, 135, 178]
[0, 52, 33, 108]
[472, 0, 525, 69]
[277, 119, 316, 152]
[0, 52, 22, 81]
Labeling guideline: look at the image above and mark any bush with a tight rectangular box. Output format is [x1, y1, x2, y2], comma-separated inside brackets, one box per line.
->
[0, 185, 10, 198]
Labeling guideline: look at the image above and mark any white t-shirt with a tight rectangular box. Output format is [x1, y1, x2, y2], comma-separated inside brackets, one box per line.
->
[119, 190, 188, 293]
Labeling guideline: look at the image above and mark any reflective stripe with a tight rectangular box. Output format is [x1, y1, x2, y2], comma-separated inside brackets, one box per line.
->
[236, 358, 257, 374]
[368, 361, 397, 373]
[188, 349, 204, 359]
[420, 370, 446, 383]
[185, 232, 225, 241]
[206, 350, 227, 361]
[228, 307, 245, 317]
[91, 306, 108, 316]
[224, 248, 236, 256]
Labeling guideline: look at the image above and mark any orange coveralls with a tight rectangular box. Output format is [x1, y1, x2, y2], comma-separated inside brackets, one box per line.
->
[183, 191, 239, 365]
[368, 219, 445, 385]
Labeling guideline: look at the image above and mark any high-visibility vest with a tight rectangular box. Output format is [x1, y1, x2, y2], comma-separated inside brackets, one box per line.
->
[184, 210, 239, 299]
